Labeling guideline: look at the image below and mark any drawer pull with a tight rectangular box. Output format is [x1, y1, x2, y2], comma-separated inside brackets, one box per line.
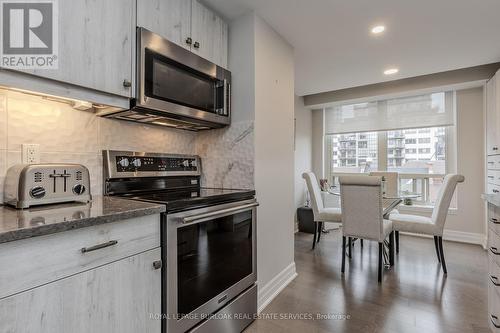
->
[495, 147, 499, 151]
[81, 240, 118, 253]
[153, 260, 162, 270]
[492, 314, 500, 328]
[492, 218, 500, 224]
[494, 189, 500, 194]
[489, 162, 495, 164]
[489, 176, 495, 179]
[491, 275, 500, 286]
[491, 247, 500, 255]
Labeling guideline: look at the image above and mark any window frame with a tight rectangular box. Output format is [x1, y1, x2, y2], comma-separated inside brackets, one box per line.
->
[324, 125, 457, 208]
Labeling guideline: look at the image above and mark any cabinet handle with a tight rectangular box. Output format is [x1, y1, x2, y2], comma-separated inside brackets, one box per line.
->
[494, 147, 499, 151]
[489, 162, 495, 165]
[123, 79, 132, 88]
[193, 41, 200, 49]
[185, 37, 193, 45]
[489, 176, 495, 179]
[491, 275, 500, 286]
[494, 189, 500, 194]
[153, 260, 162, 270]
[491, 247, 500, 255]
[492, 314, 500, 328]
[81, 240, 118, 253]
[492, 218, 500, 224]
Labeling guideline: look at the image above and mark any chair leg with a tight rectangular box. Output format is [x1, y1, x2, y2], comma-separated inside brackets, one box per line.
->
[341, 236, 346, 273]
[378, 242, 383, 283]
[433, 236, 441, 263]
[438, 236, 447, 274]
[317, 222, 323, 243]
[348, 237, 352, 259]
[389, 231, 395, 266]
[360, 239, 364, 248]
[312, 222, 317, 250]
[395, 231, 399, 253]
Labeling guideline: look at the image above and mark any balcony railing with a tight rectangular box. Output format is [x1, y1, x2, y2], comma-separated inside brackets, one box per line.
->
[330, 172, 446, 205]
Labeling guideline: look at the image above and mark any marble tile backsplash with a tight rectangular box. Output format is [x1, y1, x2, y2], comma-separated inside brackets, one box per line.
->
[0, 89, 254, 203]
[196, 120, 254, 189]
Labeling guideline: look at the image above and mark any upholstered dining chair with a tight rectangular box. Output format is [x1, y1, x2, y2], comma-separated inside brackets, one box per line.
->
[340, 176, 394, 283]
[389, 174, 465, 274]
[302, 172, 342, 249]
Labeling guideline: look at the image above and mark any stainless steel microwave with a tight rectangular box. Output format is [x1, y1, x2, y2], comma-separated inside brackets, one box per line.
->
[103, 27, 231, 131]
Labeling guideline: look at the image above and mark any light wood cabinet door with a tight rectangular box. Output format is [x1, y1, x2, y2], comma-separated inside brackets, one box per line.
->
[0, 248, 162, 333]
[21, 0, 134, 97]
[191, 0, 228, 68]
[487, 76, 499, 155]
[137, 0, 192, 50]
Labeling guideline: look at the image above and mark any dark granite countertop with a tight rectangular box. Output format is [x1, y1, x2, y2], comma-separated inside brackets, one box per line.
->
[0, 196, 165, 244]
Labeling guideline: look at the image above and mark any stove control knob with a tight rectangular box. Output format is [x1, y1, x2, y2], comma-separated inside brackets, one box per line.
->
[30, 186, 46, 199]
[72, 184, 86, 195]
[119, 158, 129, 167]
[182, 160, 190, 167]
[133, 159, 142, 168]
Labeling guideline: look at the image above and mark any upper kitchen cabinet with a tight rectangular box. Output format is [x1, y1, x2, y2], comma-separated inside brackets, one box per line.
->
[191, 0, 228, 68]
[137, 0, 228, 68]
[22, 0, 134, 98]
[137, 0, 192, 50]
[487, 70, 500, 155]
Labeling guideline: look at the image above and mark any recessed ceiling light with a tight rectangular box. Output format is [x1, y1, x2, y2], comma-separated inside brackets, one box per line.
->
[371, 25, 385, 34]
[384, 68, 399, 75]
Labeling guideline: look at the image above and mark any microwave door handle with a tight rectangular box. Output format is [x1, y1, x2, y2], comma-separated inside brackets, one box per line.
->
[223, 80, 230, 116]
[182, 202, 258, 225]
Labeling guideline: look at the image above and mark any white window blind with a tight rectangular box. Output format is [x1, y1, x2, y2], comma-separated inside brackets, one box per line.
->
[324, 91, 454, 135]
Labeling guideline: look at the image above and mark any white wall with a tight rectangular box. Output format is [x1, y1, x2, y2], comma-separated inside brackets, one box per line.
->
[225, 13, 297, 309]
[444, 87, 485, 240]
[311, 109, 324, 178]
[254, 13, 295, 293]
[294, 95, 312, 217]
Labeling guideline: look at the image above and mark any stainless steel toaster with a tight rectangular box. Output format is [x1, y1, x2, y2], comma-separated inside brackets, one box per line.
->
[4, 164, 92, 209]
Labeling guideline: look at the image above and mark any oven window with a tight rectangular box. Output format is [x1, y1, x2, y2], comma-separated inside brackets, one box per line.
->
[145, 49, 216, 113]
[177, 210, 253, 316]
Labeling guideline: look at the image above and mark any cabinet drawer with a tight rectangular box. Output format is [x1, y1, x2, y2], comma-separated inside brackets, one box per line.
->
[489, 232, 500, 268]
[489, 184, 500, 195]
[490, 278, 500, 332]
[489, 204, 500, 236]
[489, 170, 500, 185]
[489, 155, 500, 170]
[0, 214, 160, 299]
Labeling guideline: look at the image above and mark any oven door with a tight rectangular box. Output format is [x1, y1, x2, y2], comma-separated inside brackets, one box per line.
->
[165, 199, 257, 333]
[137, 27, 231, 127]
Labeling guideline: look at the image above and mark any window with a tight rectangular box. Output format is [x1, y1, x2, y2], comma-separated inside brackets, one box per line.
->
[327, 132, 378, 173]
[418, 148, 431, 154]
[324, 91, 455, 207]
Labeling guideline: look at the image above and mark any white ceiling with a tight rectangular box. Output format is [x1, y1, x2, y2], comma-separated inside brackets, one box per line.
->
[203, 0, 500, 96]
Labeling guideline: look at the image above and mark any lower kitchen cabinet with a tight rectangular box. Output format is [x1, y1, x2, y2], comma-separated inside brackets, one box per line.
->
[0, 248, 161, 333]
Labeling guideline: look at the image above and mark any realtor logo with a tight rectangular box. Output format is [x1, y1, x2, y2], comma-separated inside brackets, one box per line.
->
[0, 0, 58, 69]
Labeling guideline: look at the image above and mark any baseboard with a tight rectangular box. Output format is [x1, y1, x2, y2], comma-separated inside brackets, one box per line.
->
[401, 229, 486, 247]
[257, 262, 297, 313]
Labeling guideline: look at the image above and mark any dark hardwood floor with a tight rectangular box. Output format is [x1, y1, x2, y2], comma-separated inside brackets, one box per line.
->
[245, 230, 489, 333]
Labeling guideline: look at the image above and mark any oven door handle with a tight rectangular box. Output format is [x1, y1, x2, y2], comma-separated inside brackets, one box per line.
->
[182, 202, 259, 225]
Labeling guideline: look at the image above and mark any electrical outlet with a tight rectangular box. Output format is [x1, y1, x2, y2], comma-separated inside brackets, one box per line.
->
[22, 144, 40, 164]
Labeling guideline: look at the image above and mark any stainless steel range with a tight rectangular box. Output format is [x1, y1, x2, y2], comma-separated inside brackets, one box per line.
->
[103, 150, 257, 333]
